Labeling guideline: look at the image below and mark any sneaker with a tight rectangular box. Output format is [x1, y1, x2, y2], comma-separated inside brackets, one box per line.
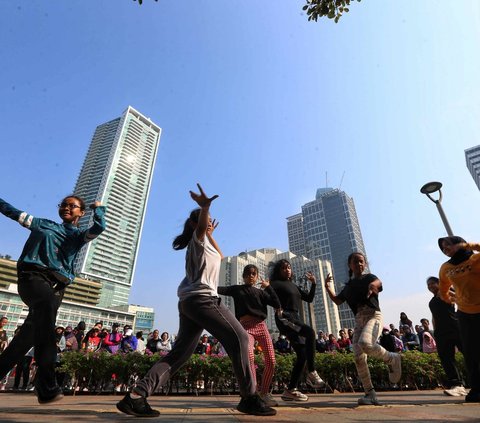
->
[236, 394, 276, 416]
[465, 389, 480, 403]
[306, 370, 326, 389]
[281, 388, 309, 402]
[388, 353, 402, 384]
[444, 385, 468, 397]
[116, 393, 160, 417]
[357, 389, 380, 406]
[259, 392, 278, 407]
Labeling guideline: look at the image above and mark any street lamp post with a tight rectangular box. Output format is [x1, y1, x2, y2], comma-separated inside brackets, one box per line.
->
[420, 181, 454, 236]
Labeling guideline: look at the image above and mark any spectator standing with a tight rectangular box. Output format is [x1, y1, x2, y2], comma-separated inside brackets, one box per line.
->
[0, 316, 8, 353]
[64, 326, 78, 351]
[399, 312, 414, 333]
[121, 326, 138, 353]
[136, 332, 146, 354]
[103, 323, 122, 354]
[146, 330, 161, 354]
[157, 332, 172, 353]
[438, 236, 480, 403]
[427, 276, 467, 396]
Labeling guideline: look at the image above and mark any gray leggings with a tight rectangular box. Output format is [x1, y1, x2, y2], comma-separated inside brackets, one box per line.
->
[353, 307, 394, 392]
[134, 295, 255, 398]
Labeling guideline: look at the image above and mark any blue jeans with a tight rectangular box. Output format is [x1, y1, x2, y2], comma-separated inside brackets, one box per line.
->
[134, 295, 255, 398]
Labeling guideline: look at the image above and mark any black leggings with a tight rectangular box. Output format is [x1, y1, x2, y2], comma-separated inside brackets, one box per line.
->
[276, 314, 316, 390]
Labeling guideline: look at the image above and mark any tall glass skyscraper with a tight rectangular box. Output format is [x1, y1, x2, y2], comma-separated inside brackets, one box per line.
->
[465, 145, 480, 190]
[287, 188, 367, 329]
[74, 106, 161, 308]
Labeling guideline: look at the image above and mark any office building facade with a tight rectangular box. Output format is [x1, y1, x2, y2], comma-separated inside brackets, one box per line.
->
[287, 188, 367, 329]
[465, 145, 480, 190]
[74, 106, 161, 308]
[0, 258, 135, 337]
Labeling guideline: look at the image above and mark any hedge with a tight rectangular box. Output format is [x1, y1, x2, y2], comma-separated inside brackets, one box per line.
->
[57, 350, 466, 394]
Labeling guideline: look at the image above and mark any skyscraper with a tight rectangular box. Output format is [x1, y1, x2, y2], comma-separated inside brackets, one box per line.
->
[287, 188, 367, 329]
[74, 106, 161, 308]
[219, 248, 340, 337]
[465, 145, 480, 190]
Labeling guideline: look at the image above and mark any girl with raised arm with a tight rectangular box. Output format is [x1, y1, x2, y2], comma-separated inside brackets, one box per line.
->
[269, 259, 325, 402]
[116, 184, 276, 417]
[0, 195, 106, 403]
[324, 252, 401, 405]
[218, 264, 282, 406]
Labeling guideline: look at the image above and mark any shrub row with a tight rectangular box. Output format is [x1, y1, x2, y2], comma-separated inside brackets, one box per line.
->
[58, 350, 466, 394]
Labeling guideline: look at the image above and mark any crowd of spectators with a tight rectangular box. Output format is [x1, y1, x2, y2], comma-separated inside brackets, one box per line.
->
[273, 311, 438, 357]
[0, 310, 449, 392]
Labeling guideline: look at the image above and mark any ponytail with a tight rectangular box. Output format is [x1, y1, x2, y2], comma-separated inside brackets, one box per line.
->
[172, 209, 201, 250]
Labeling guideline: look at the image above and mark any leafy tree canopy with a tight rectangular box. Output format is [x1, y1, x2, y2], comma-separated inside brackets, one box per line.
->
[303, 0, 361, 23]
[133, 0, 360, 23]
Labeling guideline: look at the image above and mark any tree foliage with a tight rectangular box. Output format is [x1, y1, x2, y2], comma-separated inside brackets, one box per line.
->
[303, 0, 361, 23]
[132, 0, 360, 23]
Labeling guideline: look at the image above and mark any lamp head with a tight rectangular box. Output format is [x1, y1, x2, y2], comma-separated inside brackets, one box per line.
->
[420, 181, 442, 195]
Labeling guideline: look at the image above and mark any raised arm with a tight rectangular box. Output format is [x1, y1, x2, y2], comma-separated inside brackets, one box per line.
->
[298, 272, 317, 303]
[324, 273, 345, 306]
[82, 202, 107, 243]
[0, 197, 34, 228]
[260, 279, 282, 312]
[189, 184, 222, 256]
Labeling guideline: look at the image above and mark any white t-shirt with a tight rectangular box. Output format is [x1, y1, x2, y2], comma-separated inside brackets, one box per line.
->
[177, 231, 221, 301]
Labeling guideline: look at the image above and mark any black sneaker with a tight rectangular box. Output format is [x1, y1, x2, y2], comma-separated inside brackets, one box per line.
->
[37, 389, 64, 404]
[116, 393, 160, 417]
[237, 394, 277, 416]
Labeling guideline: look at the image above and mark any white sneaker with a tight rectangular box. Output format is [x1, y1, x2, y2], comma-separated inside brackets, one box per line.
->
[388, 353, 402, 384]
[358, 389, 380, 406]
[444, 386, 468, 397]
[259, 392, 278, 407]
[281, 388, 309, 402]
[306, 370, 326, 389]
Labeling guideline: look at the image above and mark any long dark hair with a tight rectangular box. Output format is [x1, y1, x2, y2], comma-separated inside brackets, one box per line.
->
[270, 259, 294, 281]
[347, 252, 366, 280]
[172, 209, 201, 250]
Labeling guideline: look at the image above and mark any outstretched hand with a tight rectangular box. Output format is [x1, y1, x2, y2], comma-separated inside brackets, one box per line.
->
[89, 201, 102, 209]
[305, 271, 316, 284]
[190, 183, 219, 208]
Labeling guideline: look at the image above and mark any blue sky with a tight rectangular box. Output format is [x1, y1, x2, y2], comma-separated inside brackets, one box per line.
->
[1, 1, 480, 334]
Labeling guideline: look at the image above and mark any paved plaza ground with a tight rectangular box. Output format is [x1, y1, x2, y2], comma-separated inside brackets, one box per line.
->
[0, 390, 479, 422]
